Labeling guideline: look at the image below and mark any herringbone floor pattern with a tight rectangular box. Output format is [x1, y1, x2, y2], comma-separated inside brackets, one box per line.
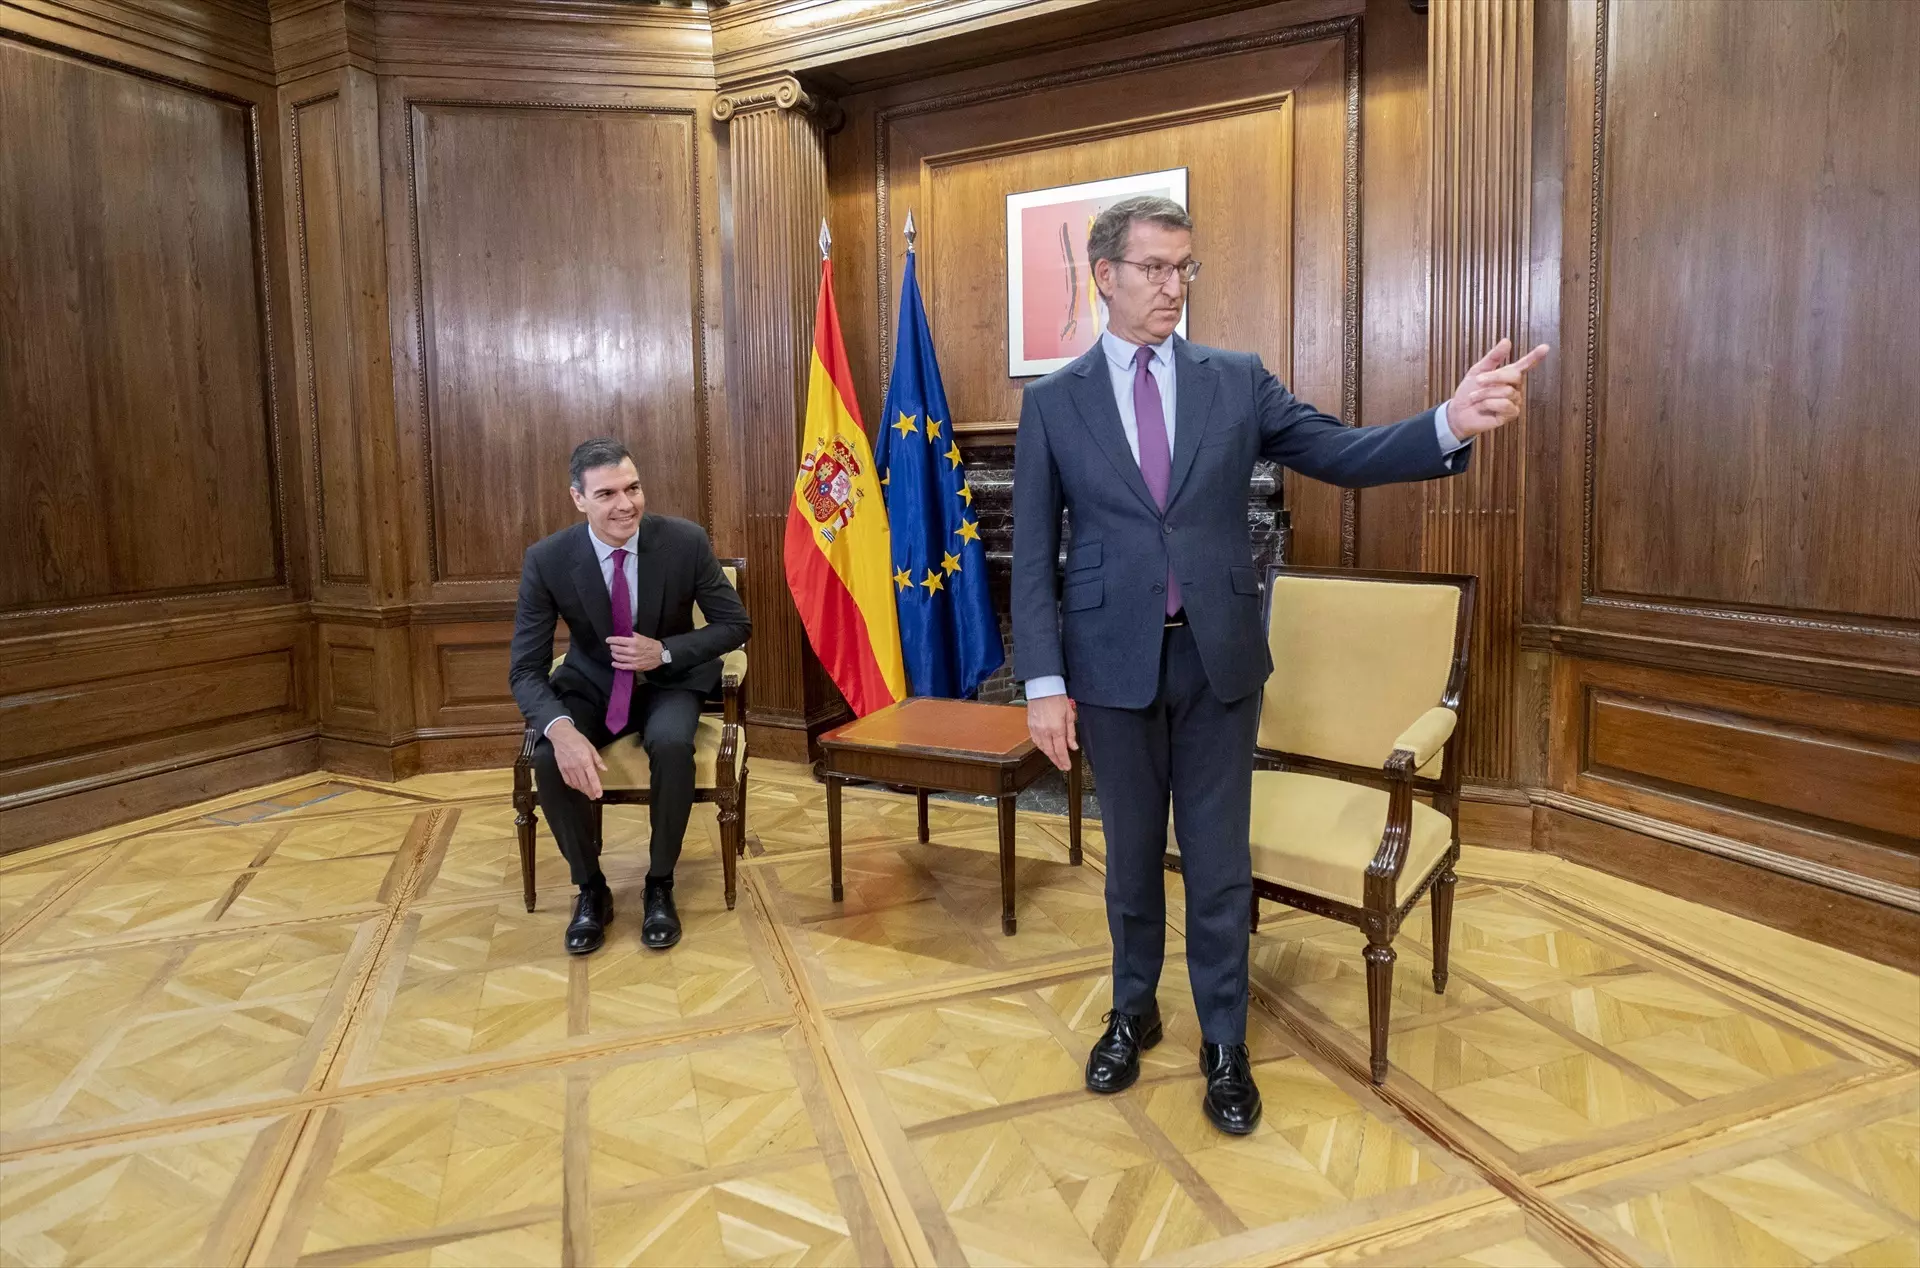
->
[1, 763, 1914, 1266]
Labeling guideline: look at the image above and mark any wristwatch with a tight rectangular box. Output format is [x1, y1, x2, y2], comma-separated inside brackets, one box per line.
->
[659, 647, 672, 665]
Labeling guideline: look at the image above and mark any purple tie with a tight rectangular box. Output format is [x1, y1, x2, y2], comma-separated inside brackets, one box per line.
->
[605, 547, 633, 733]
[1133, 346, 1181, 616]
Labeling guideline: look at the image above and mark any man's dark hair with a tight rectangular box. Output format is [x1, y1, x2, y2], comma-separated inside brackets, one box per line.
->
[1086, 195, 1193, 276]
[569, 437, 633, 490]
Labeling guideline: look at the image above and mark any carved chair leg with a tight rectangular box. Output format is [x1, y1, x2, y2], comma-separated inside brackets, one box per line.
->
[1431, 859, 1458, 995]
[737, 761, 750, 857]
[1249, 890, 1261, 934]
[917, 788, 930, 844]
[826, 776, 845, 902]
[719, 792, 739, 912]
[1364, 939, 1396, 1085]
[513, 765, 538, 914]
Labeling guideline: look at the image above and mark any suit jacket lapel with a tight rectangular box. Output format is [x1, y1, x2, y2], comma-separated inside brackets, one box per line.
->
[568, 524, 615, 644]
[630, 516, 666, 637]
[1166, 337, 1216, 509]
[1065, 346, 1159, 517]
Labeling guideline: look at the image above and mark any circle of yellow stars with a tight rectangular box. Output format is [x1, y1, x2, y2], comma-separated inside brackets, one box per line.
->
[889, 410, 981, 596]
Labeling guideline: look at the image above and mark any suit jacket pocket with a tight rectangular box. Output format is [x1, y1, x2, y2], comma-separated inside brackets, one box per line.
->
[1063, 577, 1105, 611]
[1230, 566, 1262, 596]
[1066, 540, 1102, 572]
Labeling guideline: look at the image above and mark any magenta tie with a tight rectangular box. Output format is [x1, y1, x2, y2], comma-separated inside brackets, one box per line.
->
[604, 547, 633, 733]
[1133, 346, 1181, 616]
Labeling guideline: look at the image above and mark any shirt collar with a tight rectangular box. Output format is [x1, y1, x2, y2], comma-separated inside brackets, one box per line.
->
[1100, 328, 1176, 374]
[588, 523, 638, 562]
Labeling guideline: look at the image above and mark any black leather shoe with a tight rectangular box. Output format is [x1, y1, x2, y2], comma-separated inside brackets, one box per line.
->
[565, 884, 612, 956]
[1199, 1042, 1262, 1135]
[641, 876, 681, 950]
[1085, 1007, 1162, 1094]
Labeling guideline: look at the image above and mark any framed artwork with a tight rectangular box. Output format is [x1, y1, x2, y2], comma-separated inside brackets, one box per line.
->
[1004, 167, 1189, 377]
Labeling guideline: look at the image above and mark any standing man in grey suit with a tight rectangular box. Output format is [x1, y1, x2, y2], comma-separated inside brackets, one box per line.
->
[1012, 196, 1546, 1134]
[511, 437, 751, 957]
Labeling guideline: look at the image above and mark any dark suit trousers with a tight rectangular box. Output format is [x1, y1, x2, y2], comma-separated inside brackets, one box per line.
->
[1075, 623, 1260, 1045]
[531, 683, 705, 886]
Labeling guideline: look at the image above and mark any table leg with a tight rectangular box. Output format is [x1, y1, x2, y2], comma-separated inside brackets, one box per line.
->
[997, 795, 1017, 935]
[1067, 748, 1084, 866]
[826, 775, 845, 902]
[917, 788, 930, 844]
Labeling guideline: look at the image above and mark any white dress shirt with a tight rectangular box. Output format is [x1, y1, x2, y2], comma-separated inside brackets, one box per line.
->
[545, 526, 666, 736]
[1024, 330, 1465, 702]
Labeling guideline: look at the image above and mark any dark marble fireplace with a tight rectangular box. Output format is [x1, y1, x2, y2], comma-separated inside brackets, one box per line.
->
[951, 441, 1291, 816]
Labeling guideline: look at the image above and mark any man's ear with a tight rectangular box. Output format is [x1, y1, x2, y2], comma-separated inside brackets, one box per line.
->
[1092, 257, 1113, 302]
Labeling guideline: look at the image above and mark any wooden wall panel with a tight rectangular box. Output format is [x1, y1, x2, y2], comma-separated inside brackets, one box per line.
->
[408, 101, 707, 584]
[1512, 0, 1920, 951]
[0, 32, 284, 611]
[917, 99, 1294, 432]
[1588, 0, 1919, 624]
[0, 612, 314, 836]
[1585, 694, 1918, 844]
[291, 89, 370, 586]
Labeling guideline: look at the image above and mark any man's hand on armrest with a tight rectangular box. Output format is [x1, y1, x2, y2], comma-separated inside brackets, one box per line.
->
[547, 718, 607, 800]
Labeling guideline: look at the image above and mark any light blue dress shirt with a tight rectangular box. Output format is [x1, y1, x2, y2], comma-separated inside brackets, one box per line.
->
[545, 526, 666, 736]
[1024, 330, 1465, 702]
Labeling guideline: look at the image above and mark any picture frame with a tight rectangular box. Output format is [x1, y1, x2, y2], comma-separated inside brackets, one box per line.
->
[1004, 167, 1189, 378]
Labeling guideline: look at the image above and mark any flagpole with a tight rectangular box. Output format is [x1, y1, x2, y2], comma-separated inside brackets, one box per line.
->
[818, 217, 831, 260]
[903, 208, 916, 254]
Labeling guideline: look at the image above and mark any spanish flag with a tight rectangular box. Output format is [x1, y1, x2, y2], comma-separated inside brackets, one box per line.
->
[784, 257, 907, 716]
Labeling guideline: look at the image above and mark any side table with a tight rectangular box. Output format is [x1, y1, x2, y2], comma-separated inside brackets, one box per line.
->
[818, 698, 1083, 934]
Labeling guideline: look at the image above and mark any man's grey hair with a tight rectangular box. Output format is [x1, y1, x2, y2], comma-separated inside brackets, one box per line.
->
[1086, 195, 1193, 273]
[569, 436, 634, 490]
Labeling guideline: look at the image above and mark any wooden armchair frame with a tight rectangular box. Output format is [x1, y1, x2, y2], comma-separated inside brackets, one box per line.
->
[510, 558, 751, 913]
[1168, 563, 1475, 1084]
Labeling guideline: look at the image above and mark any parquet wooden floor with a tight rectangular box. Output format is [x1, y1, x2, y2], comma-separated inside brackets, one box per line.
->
[2, 763, 1915, 1266]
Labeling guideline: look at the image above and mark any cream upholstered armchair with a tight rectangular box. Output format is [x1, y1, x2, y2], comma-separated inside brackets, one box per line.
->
[1169, 564, 1474, 1085]
[511, 561, 750, 912]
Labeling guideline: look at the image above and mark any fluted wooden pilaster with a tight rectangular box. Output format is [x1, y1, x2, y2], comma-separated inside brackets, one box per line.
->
[1423, 0, 1534, 785]
[720, 77, 845, 758]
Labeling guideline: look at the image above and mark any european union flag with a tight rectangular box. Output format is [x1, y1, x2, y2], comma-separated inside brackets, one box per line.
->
[873, 247, 1005, 697]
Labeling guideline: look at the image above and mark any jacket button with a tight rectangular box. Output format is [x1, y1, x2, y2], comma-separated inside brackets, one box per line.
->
[1163, 523, 1173, 536]
[1151, 582, 1165, 594]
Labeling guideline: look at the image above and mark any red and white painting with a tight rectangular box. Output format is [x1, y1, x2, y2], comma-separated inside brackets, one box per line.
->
[1005, 168, 1188, 377]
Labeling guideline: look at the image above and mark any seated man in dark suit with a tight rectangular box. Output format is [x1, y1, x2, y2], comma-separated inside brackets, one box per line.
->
[510, 437, 751, 956]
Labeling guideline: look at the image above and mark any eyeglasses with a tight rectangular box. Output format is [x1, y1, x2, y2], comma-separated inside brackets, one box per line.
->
[1114, 258, 1203, 287]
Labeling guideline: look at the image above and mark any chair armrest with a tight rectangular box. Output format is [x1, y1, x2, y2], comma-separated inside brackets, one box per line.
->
[722, 671, 742, 727]
[720, 646, 748, 689]
[1389, 706, 1457, 772]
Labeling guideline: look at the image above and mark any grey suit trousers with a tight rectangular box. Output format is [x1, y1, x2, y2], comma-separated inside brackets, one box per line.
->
[1076, 622, 1261, 1045]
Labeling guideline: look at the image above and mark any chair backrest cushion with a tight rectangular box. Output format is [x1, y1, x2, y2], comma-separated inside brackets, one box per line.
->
[692, 565, 738, 630]
[1258, 574, 1459, 772]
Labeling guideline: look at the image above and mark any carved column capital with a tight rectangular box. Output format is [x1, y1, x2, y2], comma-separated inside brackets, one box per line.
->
[712, 74, 839, 128]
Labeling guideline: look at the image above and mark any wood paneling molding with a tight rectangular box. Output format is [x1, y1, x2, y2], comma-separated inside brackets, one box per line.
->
[401, 98, 710, 585]
[1423, 0, 1532, 784]
[4, 0, 275, 81]
[1567, 0, 1920, 641]
[1, 31, 290, 615]
[1533, 803, 1920, 975]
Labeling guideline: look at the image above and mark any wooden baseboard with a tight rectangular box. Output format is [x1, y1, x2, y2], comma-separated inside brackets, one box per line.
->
[746, 720, 814, 766]
[1533, 804, 1920, 974]
[0, 738, 320, 856]
[1459, 793, 1534, 852]
[317, 730, 524, 780]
